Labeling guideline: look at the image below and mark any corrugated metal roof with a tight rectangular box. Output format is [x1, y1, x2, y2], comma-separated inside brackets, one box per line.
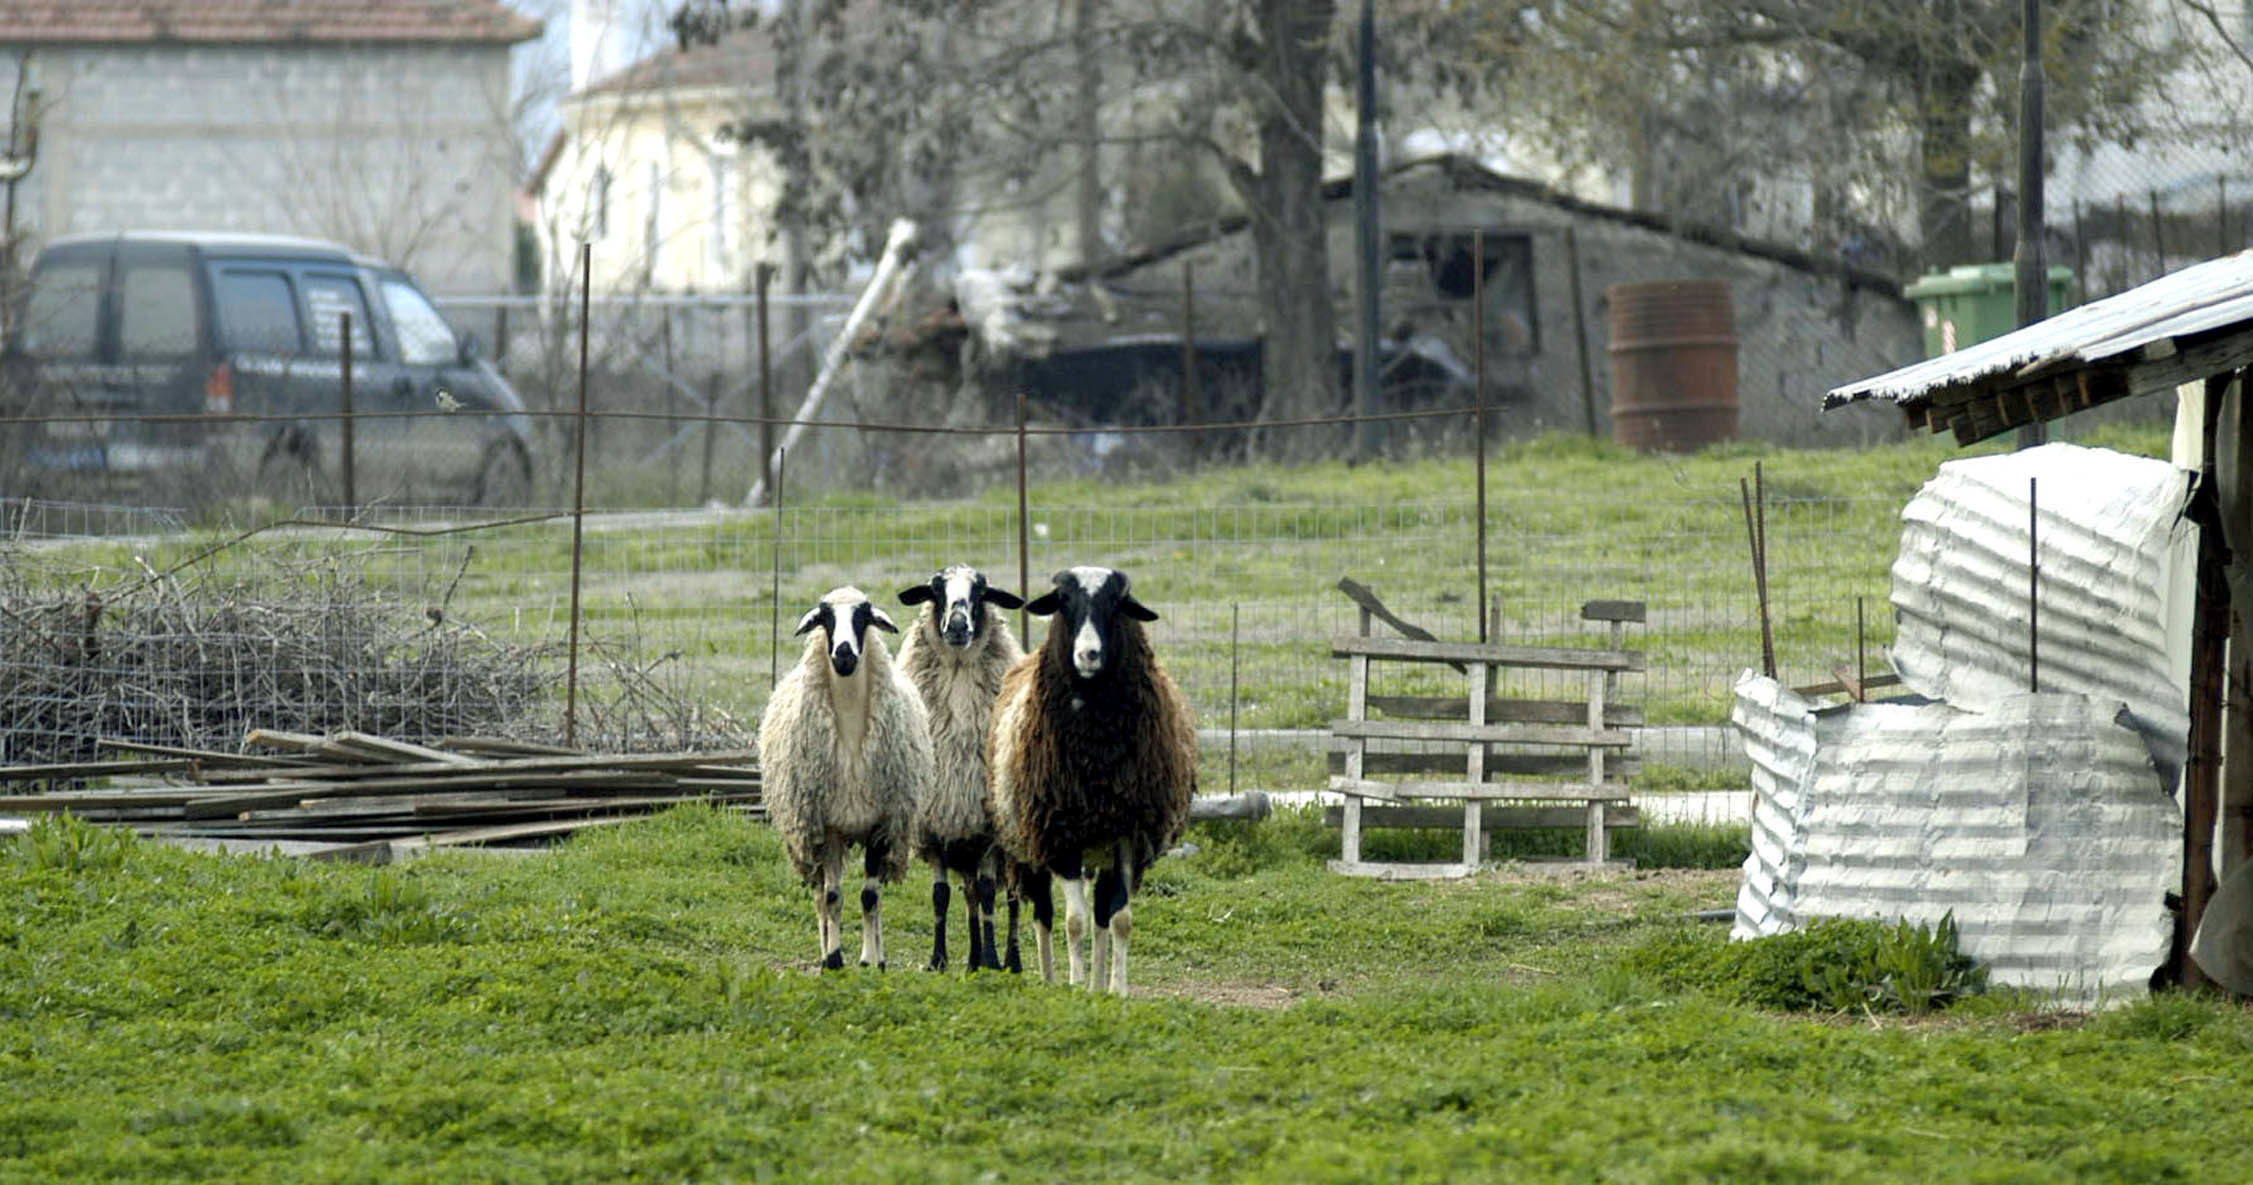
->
[1732, 675, 2180, 1007]
[1824, 251, 2253, 443]
[1889, 443, 2197, 773]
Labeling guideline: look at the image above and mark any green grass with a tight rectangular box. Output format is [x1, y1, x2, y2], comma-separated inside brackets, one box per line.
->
[5, 808, 2250, 1182]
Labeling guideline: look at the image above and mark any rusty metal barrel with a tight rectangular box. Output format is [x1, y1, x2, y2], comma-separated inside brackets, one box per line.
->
[1606, 280, 1739, 452]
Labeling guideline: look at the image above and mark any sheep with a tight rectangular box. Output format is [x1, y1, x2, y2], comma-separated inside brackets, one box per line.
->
[894, 564, 1025, 973]
[758, 586, 934, 970]
[987, 566, 1197, 995]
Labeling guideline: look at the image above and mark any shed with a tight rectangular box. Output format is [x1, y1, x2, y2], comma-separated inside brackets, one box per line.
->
[1825, 250, 2253, 987]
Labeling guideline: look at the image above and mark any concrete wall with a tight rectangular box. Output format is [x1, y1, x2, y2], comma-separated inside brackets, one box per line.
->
[1084, 162, 1925, 448]
[0, 43, 521, 294]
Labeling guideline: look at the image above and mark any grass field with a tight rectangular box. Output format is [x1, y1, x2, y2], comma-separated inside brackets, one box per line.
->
[4, 806, 2249, 1183]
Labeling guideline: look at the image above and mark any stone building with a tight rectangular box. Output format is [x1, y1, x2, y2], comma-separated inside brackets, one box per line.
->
[0, 0, 539, 295]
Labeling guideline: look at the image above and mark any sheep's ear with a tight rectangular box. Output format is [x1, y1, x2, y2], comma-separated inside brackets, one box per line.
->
[794, 606, 825, 636]
[869, 607, 899, 633]
[1023, 591, 1061, 617]
[1121, 595, 1160, 622]
[984, 587, 1024, 610]
[898, 584, 936, 606]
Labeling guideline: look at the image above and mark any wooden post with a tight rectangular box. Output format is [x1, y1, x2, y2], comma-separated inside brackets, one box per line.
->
[1180, 262, 1203, 426]
[1463, 657, 1487, 870]
[1340, 606, 1372, 867]
[1741, 471, 1775, 679]
[699, 371, 719, 507]
[1564, 226, 1599, 437]
[565, 243, 592, 748]
[1474, 230, 1489, 642]
[339, 310, 356, 516]
[1016, 393, 1032, 651]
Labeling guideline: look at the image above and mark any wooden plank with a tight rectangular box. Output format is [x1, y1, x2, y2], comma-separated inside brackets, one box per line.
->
[0, 758, 203, 783]
[1464, 660, 1487, 868]
[1790, 672, 1904, 698]
[1330, 718, 1634, 748]
[1364, 695, 1644, 727]
[1326, 859, 1478, 880]
[196, 749, 760, 786]
[243, 729, 337, 754]
[0, 788, 211, 810]
[1324, 804, 1642, 830]
[1335, 577, 1466, 672]
[328, 731, 479, 766]
[440, 736, 585, 757]
[1580, 599, 1647, 623]
[101, 740, 313, 768]
[1328, 750, 1645, 780]
[1332, 635, 1643, 672]
[1330, 777, 1632, 801]
[182, 770, 681, 818]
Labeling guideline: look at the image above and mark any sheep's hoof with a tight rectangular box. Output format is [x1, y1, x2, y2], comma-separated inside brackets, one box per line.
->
[926, 953, 948, 973]
[821, 950, 845, 971]
[1004, 949, 1023, 974]
[979, 950, 1004, 972]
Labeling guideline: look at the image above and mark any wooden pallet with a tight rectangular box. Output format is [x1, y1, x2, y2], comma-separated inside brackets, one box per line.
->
[1328, 598, 1644, 878]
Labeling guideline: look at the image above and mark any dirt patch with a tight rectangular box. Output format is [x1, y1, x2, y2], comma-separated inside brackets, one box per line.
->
[1153, 980, 1304, 1010]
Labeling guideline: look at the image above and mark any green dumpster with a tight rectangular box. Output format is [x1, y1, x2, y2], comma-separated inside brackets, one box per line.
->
[1903, 263, 2076, 358]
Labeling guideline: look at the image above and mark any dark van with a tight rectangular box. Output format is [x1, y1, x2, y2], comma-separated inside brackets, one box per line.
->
[3, 231, 534, 507]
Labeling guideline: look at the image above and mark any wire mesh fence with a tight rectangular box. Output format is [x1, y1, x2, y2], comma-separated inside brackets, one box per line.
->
[0, 473, 1904, 775]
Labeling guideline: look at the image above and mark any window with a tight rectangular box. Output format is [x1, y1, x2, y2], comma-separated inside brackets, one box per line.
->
[591, 165, 612, 240]
[301, 273, 376, 360]
[1389, 231, 1539, 353]
[21, 261, 101, 360]
[708, 151, 735, 273]
[118, 264, 197, 359]
[381, 278, 458, 366]
[212, 269, 302, 353]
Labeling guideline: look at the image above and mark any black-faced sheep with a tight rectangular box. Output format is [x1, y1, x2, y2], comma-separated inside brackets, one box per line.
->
[758, 586, 934, 970]
[895, 564, 1024, 973]
[988, 566, 1197, 995]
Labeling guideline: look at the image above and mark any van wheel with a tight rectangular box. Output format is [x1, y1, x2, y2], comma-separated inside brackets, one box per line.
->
[256, 428, 331, 512]
[473, 441, 533, 507]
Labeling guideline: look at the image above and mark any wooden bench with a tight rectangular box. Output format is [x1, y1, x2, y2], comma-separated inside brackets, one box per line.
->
[1328, 599, 1646, 878]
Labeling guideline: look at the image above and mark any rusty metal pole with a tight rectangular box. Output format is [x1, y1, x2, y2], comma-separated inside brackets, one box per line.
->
[1017, 393, 1032, 650]
[1229, 601, 1240, 797]
[339, 311, 356, 516]
[1474, 230, 1489, 642]
[1180, 262, 1203, 427]
[565, 243, 591, 748]
[770, 447, 786, 692]
[2029, 477, 2040, 692]
[757, 264, 774, 503]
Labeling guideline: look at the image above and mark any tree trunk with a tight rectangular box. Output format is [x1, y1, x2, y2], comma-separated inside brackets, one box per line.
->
[1916, 59, 1981, 270]
[1247, 0, 1342, 457]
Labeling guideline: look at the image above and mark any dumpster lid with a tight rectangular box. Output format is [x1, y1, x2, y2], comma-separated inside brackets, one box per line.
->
[1903, 263, 2076, 300]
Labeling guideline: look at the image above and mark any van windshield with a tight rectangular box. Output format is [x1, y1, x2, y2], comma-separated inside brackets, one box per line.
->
[21, 261, 101, 360]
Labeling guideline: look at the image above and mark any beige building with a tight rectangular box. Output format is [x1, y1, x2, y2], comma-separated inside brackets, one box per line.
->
[527, 18, 786, 296]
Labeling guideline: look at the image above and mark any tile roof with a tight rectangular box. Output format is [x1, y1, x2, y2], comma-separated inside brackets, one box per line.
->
[0, 1, 542, 45]
[573, 23, 776, 99]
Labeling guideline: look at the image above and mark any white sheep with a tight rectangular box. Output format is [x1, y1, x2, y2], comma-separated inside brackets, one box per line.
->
[895, 564, 1025, 972]
[988, 566, 1197, 995]
[758, 586, 933, 970]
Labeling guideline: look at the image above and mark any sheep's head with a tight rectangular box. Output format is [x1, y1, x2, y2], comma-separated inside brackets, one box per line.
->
[1023, 565, 1157, 680]
[898, 564, 1023, 649]
[796, 586, 896, 677]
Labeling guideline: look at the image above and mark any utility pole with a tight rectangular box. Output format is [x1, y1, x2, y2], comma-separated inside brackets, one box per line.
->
[2013, 0, 2049, 449]
[1352, 0, 1381, 459]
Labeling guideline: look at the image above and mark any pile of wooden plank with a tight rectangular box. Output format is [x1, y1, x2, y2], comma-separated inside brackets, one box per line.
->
[0, 730, 761, 861]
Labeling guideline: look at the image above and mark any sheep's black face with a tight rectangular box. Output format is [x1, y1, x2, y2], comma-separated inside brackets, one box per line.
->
[1022, 565, 1158, 680]
[797, 589, 896, 678]
[898, 565, 1023, 650]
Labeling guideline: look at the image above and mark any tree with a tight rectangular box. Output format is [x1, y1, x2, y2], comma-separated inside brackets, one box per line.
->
[670, 0, 1356, 444]
[1457, 0, 2173, 271]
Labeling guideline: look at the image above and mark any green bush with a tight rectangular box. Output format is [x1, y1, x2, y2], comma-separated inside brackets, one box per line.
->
[1629, 913, 1987, 1015]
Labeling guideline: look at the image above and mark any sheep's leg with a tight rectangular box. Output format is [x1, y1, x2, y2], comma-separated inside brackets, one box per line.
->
[818, 843, 846, 971]
[1093, 850, 1130, 996]
[1063, 874, 1093, 988]
[1015, 863, 1052, 979]
[974, 853, 1003, 972]
[1101, 841, 1135, 996]
[926, 863, 950, 973]
[859, 843, 888, 970]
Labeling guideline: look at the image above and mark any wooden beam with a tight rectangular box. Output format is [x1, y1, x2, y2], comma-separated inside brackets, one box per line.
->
[1331, 635, 1643, 672]
[1329, 777, 1633, 801]
[1323, 804, 1643, 830]
[1330, 718, 1635, 748]
[1364, 694, 1644, 727]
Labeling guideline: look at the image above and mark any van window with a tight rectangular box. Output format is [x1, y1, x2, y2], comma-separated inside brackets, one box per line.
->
[21, 260, 103, 360]
[381, 278, 457, 366]
[119, 264, 199, 359]
[213, 269, 303, 353]
[302, 273, 377, 360]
